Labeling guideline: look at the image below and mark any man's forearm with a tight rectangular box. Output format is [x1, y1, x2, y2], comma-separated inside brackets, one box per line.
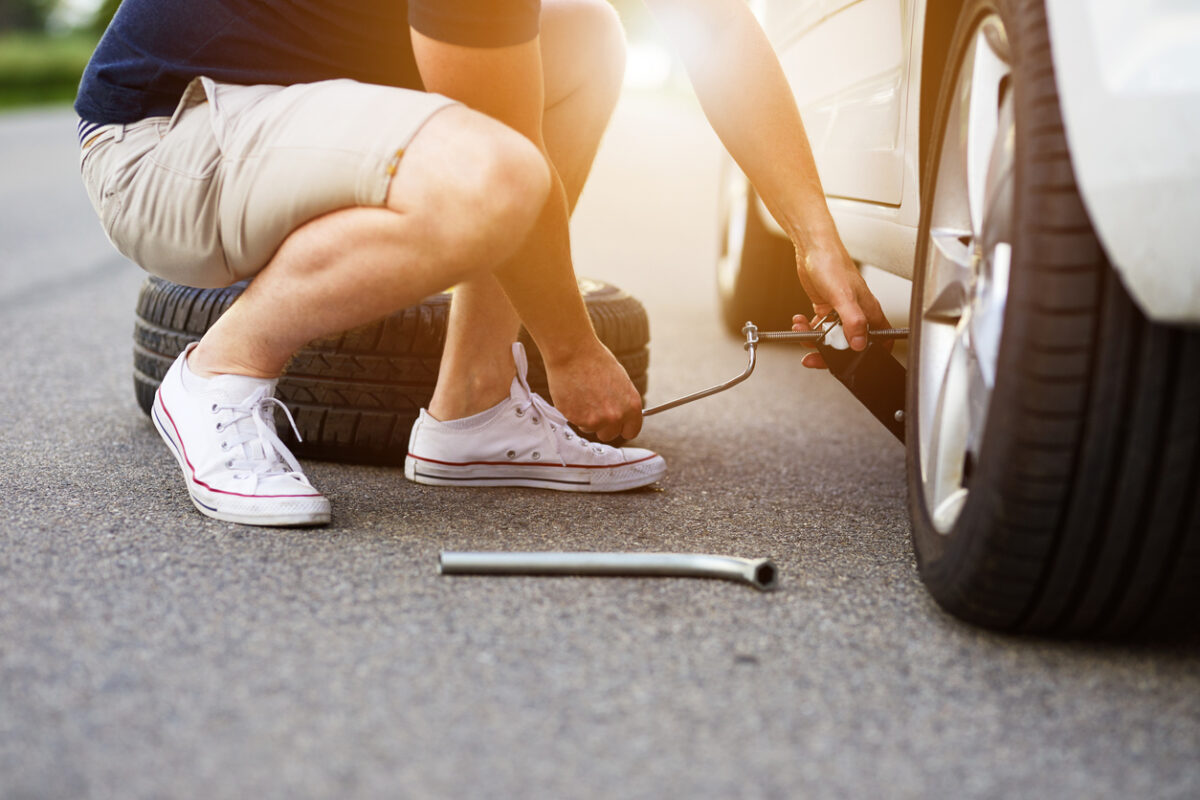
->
[646, 0, 889, 350]
[647, 0, 838, 253]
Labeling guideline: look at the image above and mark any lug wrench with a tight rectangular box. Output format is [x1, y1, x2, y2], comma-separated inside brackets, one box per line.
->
[439, 551, 778, 591]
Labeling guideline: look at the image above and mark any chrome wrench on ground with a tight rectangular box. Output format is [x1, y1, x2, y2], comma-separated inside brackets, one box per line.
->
[439, 551, 778, 591]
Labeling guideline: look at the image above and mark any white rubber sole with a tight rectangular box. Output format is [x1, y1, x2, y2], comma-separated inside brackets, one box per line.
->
[182, 492, 331, 527]
[404, 453, 666, 492]
[152, 395, 331, 527]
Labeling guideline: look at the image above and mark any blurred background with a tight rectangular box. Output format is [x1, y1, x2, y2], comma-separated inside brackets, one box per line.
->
[0, 0, 116, 108]
[0, 0, 681, 110]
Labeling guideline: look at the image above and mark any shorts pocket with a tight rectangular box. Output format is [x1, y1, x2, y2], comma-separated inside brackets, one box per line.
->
[149, 100, 221, 180]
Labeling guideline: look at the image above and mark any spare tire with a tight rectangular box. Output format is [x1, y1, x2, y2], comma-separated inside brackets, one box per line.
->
[133, 277, 651, 465]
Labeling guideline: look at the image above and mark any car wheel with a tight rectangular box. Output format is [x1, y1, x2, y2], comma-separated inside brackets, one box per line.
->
[907, 0, 1200, 637]
[133, 277, 651, 465]
[715, 165, 812, 335]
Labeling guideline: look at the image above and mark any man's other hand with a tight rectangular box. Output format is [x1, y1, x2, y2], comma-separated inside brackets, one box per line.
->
[545, 341, 643, 442]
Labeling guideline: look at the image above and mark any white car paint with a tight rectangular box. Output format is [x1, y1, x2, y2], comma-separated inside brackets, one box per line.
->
[752, 0, 1200, 323]
[1045, 0, 1200, 325]
[755, 0, 923, 279]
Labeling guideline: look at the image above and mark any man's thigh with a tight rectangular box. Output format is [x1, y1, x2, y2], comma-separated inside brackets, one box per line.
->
[85, 77, 457, 288]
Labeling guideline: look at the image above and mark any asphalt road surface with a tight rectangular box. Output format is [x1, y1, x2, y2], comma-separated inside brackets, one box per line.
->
[2, 98, 1197, 799]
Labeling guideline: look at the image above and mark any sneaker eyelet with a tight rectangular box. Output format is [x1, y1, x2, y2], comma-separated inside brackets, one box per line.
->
[220, 441, 229, 450]
[506, 450, 517, 459]
[225, 459, 234, 468]
[211, 403, 219, 413]
[215, 422, 224, 432]
[515, 408, 525, 418]
[531, 416, 539, 425]
[532, 451, 541, 460]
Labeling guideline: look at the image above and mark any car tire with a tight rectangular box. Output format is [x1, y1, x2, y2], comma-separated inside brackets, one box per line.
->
[907, 0, 1200, 637]
[133, 276, 651, 465]
[715, 166, 812, 335]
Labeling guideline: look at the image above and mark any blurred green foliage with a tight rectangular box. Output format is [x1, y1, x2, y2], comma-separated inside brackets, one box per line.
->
[91, 0, 119, 35]
[0, 0, 117, 109]
[0, 31, 93, 107]
[0, 0, 55, 32]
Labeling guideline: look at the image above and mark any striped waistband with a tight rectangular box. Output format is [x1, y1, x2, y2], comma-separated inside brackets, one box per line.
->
[77, 118, 106, 146]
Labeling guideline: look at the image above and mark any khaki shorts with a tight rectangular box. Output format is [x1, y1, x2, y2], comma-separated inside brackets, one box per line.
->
[79, 77, 457, 287]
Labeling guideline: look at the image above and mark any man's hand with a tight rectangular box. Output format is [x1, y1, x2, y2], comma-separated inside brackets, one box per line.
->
[791, 235, 891, 369]
[545, 341, 643, 442]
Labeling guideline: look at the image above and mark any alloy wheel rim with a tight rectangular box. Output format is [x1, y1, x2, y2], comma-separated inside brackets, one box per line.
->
[918, 14, 1015, 534]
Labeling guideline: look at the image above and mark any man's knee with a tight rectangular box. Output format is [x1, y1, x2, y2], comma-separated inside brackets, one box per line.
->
[388, 107, 550, 266]
[581, 0, 627, 91]
[543, 0, 627, 102]
[474, 122, 552, 235]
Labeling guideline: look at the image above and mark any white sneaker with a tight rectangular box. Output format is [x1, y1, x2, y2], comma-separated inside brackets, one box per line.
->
[152, 343, 331, 526]
[405, 343, 666, 492]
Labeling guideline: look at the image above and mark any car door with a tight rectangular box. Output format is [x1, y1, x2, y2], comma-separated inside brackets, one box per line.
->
[760, 0, 916, 208]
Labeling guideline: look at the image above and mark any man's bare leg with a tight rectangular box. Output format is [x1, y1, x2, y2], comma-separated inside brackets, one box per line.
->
[426, 0, 627, 422]
[187, 106, 550, 379]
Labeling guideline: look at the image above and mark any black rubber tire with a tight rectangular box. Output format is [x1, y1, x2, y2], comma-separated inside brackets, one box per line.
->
[134, 277, 651, 466]
[907, 0, 1200, 638]
[716, 181, 813, 335]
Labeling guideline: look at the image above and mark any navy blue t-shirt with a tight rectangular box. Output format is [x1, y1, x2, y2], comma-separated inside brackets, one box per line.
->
[75, 0, 540, 125]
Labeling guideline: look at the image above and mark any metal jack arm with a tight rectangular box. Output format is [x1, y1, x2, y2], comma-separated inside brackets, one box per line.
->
[642, 322, 761, 416]
[641, 319, 910, 443]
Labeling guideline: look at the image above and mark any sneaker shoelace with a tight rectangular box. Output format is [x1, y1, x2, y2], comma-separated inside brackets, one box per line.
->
[511, 343, 615, 467]
[214, 386, 309, 490]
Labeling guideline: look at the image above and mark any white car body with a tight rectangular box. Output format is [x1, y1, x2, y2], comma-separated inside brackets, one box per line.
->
[752, 0, 1200, 325]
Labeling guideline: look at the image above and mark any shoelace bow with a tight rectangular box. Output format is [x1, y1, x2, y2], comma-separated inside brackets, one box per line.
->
[511, 342, 612, 467]
[215, 386, 307, 489]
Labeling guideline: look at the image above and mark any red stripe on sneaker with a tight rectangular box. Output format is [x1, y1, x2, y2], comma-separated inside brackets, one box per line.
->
[156, 388, 322, 500]
[405, 452, 660, 470]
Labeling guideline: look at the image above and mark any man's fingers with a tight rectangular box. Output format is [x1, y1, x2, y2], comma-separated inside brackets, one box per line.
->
[801, 352, 826, 369]
[594, 425, 620, 442]
[577, 400, 642, 443]
[621, 413, 643, 442]
[859, 292, 895, 352]
[834, 300, 869, 351]
[861, 291, 891, 330]
[792, 314, 827, 368]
